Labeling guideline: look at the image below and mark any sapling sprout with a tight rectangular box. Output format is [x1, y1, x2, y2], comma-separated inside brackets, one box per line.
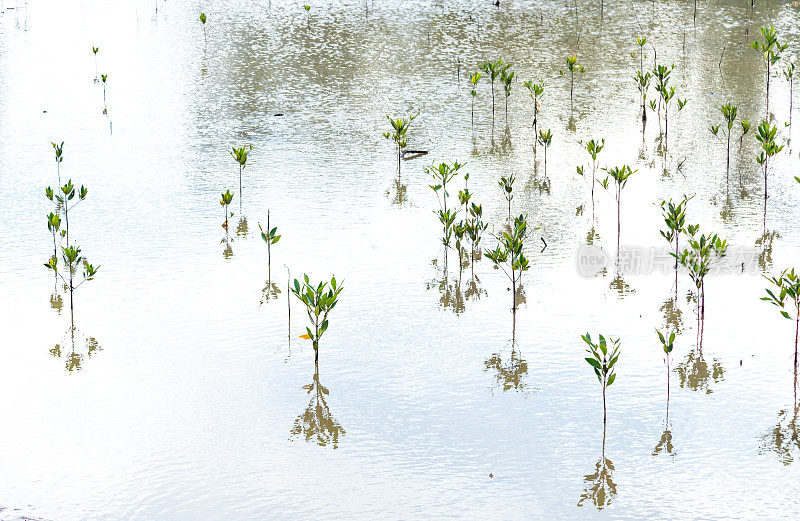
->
[465, 202, 488, 276]
[581, 333, 620, 424]
[291, 275, 343, 363]
[601, 165, 636, 250]
[634, 69, 652, 123]
[709, 102, 739, 185]
[673, 226, 728, 347]
[655, 329, 676, 415]
[762, 268, 800, 371]
[258, 210, 281, 283]
[523, 80, 544, 153]
[199, 12, 207, 41]
[653, 64, 686, 152]
[755, 120, 784, 202]
[92, 47, 99, 81]
[469, 71, 481, 126]
[46, 212, 61, 265]
[659, 196, 691, 294]
[577, 138, 604, 219]
[220, 189, 234, 229]
[101, 74, 108, 112]
[53, 180, 87, 247]
[52, 141, 64, 187]
[751, 26, 788, 115]
[560, 55, 585, 111]
[740, 117, 751, 147]
[428, 162, 465, 263]
[479, 58, 504, 120]
[537, 128, 552, 177]
[383, 112, 418, 178]
[498, 174, 515, 222]
[44, 244, 100, 323]
[500, 64, 514, 119]
[230, 145, 252, 204]
[485, 214, 532, 313]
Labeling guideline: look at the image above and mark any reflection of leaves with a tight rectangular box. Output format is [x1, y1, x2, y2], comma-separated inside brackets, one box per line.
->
[586, 227, 600, 245]
[484, 348, 528, 392]
[755, 230, 780, 271]
[221, 236, 233, 259]
[609, 271, 635, 298]
[464, 276, 487, 301]
[390, 177, 407, 206]
[50, 326, 102, 372]
[577, 456, 617, 509]
[426, 258, 465, 315]
[260, 280, 282, 305]
[652, 430, 676, 457]
[236, 217, 248, 238]
[50, 292, 63, 314]
[674, 349, 724, 394]
[290, 368, 345, 448]
[759, 407, 800, 465]
[660, 297, 683, 333]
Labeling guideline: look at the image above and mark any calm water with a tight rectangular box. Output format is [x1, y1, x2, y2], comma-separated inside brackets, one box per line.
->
[1, 0, 800, 519]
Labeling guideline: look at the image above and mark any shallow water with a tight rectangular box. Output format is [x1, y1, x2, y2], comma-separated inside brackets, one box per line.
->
[1, 0, 800, 519]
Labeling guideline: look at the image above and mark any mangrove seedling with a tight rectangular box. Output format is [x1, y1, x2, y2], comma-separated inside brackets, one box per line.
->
[479, 58, 504, 120]
[634, 69, 652, 123]
[92, 47, 99, 81]
[469, 71, 481, 125]
[52, 141, 64, 186]
[560, 55, 585, 111]
[101, 74, 108, 112]
[200, 12, 207, 41]
[659, 195, 691, 293]
[740, 117, 751, 147]
[673, 226, 728, 347]
[709, 102, 739, 184]
[230, 144, 252, 203]
[465, 202, 488, 276]
[523, 80, 544, 153]
[383, 112, 418, 178]
[485, 214, 532, 313]
[785, 62, 795, 125]
[500, 64, 514, 119]
[602, 165, 636, 250]
[258, 210, 281, 281]
[656, 329, 676, 404]
[428, 162, 465, 262]
[291, 274, 343, 363]
[755, 120, 784, 201]
[537, 128, 552, 178]
[653, 64, 686, 152]
[220, 189, 234, 229]
[751, 26, 788, 114]
[762, 268, 800, 371]
[46, 212, 62, 265]
[304, 4, 311, 20]
[577, 138, 605, 219]
[581, 333, 620, 424]
[498, 174, 515, 222]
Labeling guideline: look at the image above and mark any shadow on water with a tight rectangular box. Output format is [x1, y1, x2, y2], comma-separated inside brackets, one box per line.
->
[290, 361, 345, 449]
[49, 323, 102, 373]
[759, 371, 800, 465]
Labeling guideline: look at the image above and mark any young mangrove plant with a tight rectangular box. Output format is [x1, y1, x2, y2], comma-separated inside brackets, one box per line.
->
[52, 141, 64, 187]
[751, 26, 788, 115]
[674, 226, 728, 347]
[230, 144, 252, 203]
[659, 196, 691, 295]
[92, 47, 99, 81]
[469, 71, 481, 126]
[560, 55, 585, 111]
[785, 62, 795, 125]
[498, 174, 515, 222]
[656, 329, 676, 410]
[501, 64, 514, 119]
[465, 202, 488, 276]
[485, 214, 531, 314]
[101, 74, 108, 112]
[291, 275, 343, 363]
[258, 210, 281, 281]
[634, 69, 652, 123]
[755, 120, 784, 202]
[220, 189, 234, 229]
[383, 112, 418, 178]
[653, 64, 687, 152]
[479, 58, 504, 120]
[523, 80, 544, 153]
[709, 102, 739, 185]
[44, 245, 100, 322]
[577, 138, 605, 219]
[601, 165, 637, 249]
[46, 212, 62, 265]
[762, 268, 800, 371]
[428, 162, 465, 266]
[581, 333, 620, 424]
[537, 128, 552, 177]
[199, 12, 207, 41]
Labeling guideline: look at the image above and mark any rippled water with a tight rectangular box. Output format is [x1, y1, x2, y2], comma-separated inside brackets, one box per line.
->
[2, 0, 800, 519]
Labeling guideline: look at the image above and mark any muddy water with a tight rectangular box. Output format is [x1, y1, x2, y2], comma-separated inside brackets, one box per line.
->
[1, 0, 800, 519]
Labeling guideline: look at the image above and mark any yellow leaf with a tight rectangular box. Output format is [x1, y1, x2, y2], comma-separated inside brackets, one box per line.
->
[299, 333, 311, 340]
